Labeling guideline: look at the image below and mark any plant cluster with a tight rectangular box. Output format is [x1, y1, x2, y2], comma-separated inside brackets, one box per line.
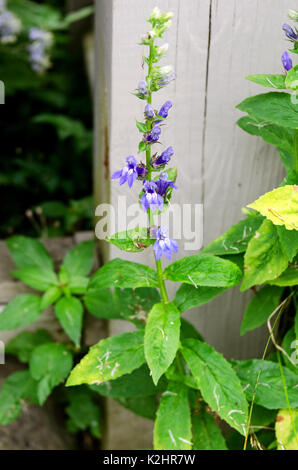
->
[0, 6, 297, 451]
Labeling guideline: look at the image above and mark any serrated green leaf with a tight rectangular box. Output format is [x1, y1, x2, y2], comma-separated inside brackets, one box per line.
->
[202, 216, 264, 256]
[278, 148, 295, 173]
[174, 284, 227, 313]
[66, 331, 145, 387]
[89, 258, 158, 289]
[0, 371, 39, 425]
[6, 329, 52, 363]
[84, 287, 160, 326]
[0, 294, 42, 330]
[246, 74, 286, 89]
[6, 235, 53, 270]
[277, 225, 298, 262]
[62, 240, 95, 277]
[90, 364, 167, 399]
[29, 342, 73, 405]
[55, 296, 83, 346]
[138, 141, 147, 153]
[164, 254, 242, 288]
[154, 382, 192, 450]
[12, 267, 58, 291]
[144, 302, 180, 385]
[275, 409, 298, 450]
[237, 116, 294, 154]
[236, 92, 298, 129]
[241, 285, 284, 335]
[192, 405, 227, 450]
[233, 359, 298, 409]
[40, 286, 62, 310]
[66, 386, 101, 438]
[181, 339, 248, 435]
[107, 227, 154, 252]
[248, 185, 298, 230]
[241, 220, 289, 291]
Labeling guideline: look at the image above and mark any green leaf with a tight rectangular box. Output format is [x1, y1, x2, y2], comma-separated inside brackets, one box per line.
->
[233, 359, 298, 409]
[268, 265, 298, 286]
[135, 120, 148, 133]
[236, 92, 298, 129]
[0, 294, 42, 330]
[241, 220, 289, 291]
[246, 74, 286, 89]
[6, 329, 52, 363]
[250, 404, 277, 432]
[174, 283, 227, 313]
[66, 331, 145, 386]
[90, 364, 167, 398]
[29, 342, 73, 405]
[181, 339, 248, 435]
[192, 405, 227, 450]
[138, 141, 147, 153]
[6, 235, 53, 270]
[144, 302, 180, 385]
[12, 267, 58, 291]
[277, 226, 298, 262]
[164, 254, 242, 288]
[237, 116, 294, 154]
[54, 296, 83, 347]
[40, 286, 62, 310]
[107, 227, 154, 252]
[240, 286, 284, 335]
[116, 395, 158, 420]
[66, 386, 101, 438]
[202, 216, 264, 256]
[63, 6, 94, 27]
[154, 382, 192, 450]
[281, 328, 297, 374]
[68, 276, 89, 295]
[285, 65, 298, 90]
[89, 258, 158, 289]
[62, 240, 95, 277]
[0, 371, 38, 425]
[84, 287, 160, 326]
[247, 185, 298, 231]
[275, 409, 298, 450]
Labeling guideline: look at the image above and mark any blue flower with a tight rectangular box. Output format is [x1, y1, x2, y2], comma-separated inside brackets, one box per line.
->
[138, 80, 147, 95]
[146, 125, 161, 143]
[136, 163, 148, 179]
[141, 181, 164, 212]
[152, 227, 178, 260]
[158, 101, 172, 119]
[145, 103, 154, 118]
[155, 172, 177, 197]
[111, 156, 138, 188]
[152, 146, 174, 168]
[282, 23, 298, 41]
[281, 51, 293, 71]
[0, 9, 21, 44]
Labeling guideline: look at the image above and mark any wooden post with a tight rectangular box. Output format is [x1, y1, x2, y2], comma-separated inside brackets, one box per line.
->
[94, 0, 289, 449]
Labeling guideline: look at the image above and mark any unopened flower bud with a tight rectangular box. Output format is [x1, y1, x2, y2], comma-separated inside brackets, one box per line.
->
[282, 23, 298, 41]
[287, 10, 298, 21]
[150, 7, 161, 21]
[157, 43, 169, 56]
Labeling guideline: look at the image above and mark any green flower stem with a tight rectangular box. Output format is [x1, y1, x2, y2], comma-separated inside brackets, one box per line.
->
[294, 129, 298, 174]
[145, 38, 169, 306]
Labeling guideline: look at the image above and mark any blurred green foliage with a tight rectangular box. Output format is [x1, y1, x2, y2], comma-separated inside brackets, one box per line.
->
[0, 0, 94, 237]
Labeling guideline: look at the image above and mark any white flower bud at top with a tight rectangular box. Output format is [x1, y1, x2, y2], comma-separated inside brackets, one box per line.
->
[150, 7, 161, 21]
[287, 9, 298, 21]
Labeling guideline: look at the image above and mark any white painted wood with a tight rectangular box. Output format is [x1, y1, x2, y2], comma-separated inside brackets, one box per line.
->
[94, 0, 290, 448]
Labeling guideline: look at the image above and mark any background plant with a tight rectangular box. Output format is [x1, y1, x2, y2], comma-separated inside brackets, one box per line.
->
[0, 0, 94, 238]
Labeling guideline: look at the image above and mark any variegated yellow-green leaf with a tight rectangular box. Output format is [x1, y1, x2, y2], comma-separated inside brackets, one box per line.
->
[275, 409, 298, 450]
[241, 220, 289, 291]
[247, 185, 298, 231]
